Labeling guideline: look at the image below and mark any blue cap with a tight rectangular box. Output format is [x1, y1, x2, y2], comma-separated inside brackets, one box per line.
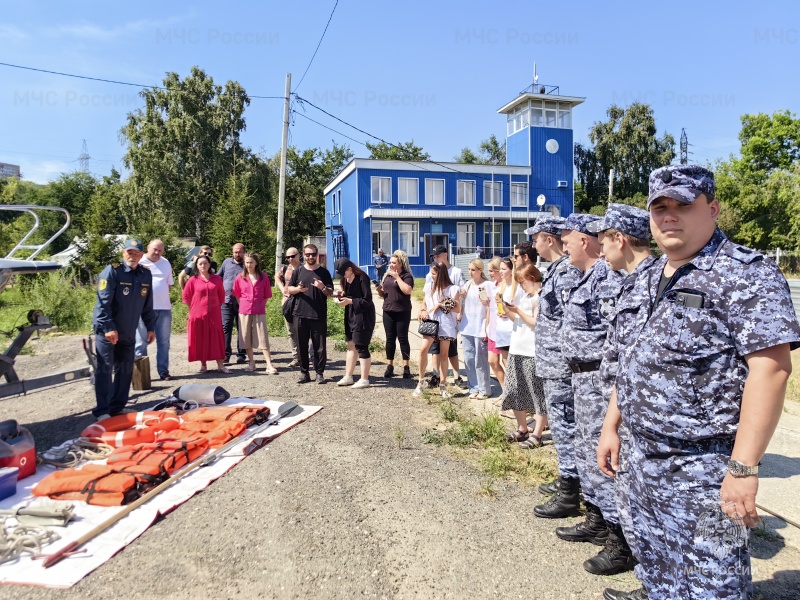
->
[560, 213, 601, 237]
[525, 216, 565, 236]
[586, 203, 651, 240]
[123, 238, 143, 251]
[647, 165, 715, 208]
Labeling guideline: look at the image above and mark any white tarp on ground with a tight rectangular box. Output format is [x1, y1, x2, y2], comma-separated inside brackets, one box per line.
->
[0, 398, 321, 588]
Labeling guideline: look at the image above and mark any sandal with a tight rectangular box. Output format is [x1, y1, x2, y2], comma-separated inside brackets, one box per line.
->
[199, 365, 207, 374]
[519, 434, 542, 449]
[266, 366, 279, 374]
[245, 364, 257, 372]
[440, 385, 452, 399]
[218, 367, 232, 374]
[506, 429, 529, 442]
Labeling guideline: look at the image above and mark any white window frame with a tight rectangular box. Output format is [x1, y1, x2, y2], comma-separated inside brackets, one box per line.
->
[398, 221, 419, 257]
[511, 223, 528, 248]
[425, 178, 445, 205]
[370, 176, 391, 204]
[484, 222, 503, 251]
[483, 180, 502, 207]
[337, 189, 342, 214]
[457, 222, 476, 250]
[398, 177, 419, 205]
[457, 180, 476, 206]
[372, 221, 392, 254]
[510, 182, 528, 207]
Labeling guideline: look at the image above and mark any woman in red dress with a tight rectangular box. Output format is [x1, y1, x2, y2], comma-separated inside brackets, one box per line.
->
[182, 254, 231, 374]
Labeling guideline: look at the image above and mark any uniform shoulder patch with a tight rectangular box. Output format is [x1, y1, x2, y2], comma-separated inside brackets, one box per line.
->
[721, 242, 762, 265]
[99, 279, 107, 291]
[111, 262, 120, 268]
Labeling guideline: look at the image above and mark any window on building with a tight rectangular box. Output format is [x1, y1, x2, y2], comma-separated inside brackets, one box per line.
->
[483, 181, 502, 206]
[510, 182, 528, 207]
[371, 177, 391, 204]
[511, 223, 528, 248]
[398, 221, 419, 256]
[372, 221, 391, 254]
[531, 106, 543, 127]
[425, 179, 445, 205]
[337, 189, 342, 214]
[484, 222, 503, 252]
[457, 180, 476, 206]
[457, 222, 476, 251]
[398, 178, 419, 204]
[558, 109, 571, 129]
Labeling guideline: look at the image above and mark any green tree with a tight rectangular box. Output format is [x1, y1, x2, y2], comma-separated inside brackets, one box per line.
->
[366, 140, 429, 161]
[576, 103, 675, 209]
[84, 169, 127, 235]
[454, 134, 506, 165]
[736, 110, 800, 178]
[120, 66, 251, 240]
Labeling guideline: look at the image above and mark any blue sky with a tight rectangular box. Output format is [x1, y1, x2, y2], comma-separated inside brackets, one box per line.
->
[2, 0, 798, 184]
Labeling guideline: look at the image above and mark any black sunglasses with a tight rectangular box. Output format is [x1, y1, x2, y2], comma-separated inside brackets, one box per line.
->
[286, 254, 298, 259]
[304, 252, 318, 257]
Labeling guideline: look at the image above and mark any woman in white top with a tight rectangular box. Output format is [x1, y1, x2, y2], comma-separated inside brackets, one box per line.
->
[458, 258, 492, 399]
[485, 257, 506, 391]
[501, 263, 547, 448]
[414, 262, 461, 399]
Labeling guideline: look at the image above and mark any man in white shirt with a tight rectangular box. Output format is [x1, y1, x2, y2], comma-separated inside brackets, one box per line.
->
[135, 239, 174, 380]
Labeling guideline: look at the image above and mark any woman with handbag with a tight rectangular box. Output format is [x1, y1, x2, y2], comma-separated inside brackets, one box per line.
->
[414, 262, 461, 399]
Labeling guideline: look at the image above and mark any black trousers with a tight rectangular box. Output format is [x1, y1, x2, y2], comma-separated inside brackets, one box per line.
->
[221, 301, 245, 359]
[383, 310, 411, 361]
[296, 317, 327, 374]
[94, 334, 135, 417]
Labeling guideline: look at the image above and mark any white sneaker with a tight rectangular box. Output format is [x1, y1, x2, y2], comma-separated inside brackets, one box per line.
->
[352, 378, 370, 389]
[336, 376, 355, 386]
[412, 385, 424, 398]
[95, 413, 110, 422]
[477, 392, 489, 400]
[440, 386, 452, 399]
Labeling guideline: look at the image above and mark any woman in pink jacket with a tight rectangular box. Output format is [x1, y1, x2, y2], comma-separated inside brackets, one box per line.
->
[232, 252, 278, 374]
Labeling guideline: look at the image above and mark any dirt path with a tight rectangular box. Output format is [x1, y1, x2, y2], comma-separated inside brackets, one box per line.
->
[2, 333, 799, 599]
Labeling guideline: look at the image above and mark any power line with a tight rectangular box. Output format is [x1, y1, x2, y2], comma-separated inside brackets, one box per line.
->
[293, 110, 367, 147]
[0, 61, 283, 99]
[293, 0, 339, 93]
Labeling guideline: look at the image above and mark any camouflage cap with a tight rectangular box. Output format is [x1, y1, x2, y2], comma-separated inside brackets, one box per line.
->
[647, 165, 715, 208]
[586, 203, 651, 240]
[560, 213, 601, 237]
[525, 216, 565, 236]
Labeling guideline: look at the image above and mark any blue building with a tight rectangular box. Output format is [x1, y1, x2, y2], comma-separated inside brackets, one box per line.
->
[323, 83, 584, 278]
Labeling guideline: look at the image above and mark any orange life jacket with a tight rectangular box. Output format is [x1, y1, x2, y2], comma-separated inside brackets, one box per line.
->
[81, 411, 181, 448]
[107, 438, 209, 477]
[181, 405, 270, 427]
[32, 463, 161, 507]
[156, 420, 246, 448]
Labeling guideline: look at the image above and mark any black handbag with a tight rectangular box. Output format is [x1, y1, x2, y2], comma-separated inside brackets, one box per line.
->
[282, 296, 296, 322]
[418, 318, 439, 337]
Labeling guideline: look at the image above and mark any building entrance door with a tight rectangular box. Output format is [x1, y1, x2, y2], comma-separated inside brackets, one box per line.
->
[424, 233, 450, 260]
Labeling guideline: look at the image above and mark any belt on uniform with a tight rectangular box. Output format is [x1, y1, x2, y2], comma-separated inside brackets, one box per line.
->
[568, 360, 601, 374]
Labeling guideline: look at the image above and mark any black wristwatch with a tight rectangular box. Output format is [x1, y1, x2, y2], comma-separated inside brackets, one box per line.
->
[727, 459, 759, 477]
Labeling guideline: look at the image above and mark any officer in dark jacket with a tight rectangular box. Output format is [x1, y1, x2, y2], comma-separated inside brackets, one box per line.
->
[92, 238, 156, 420]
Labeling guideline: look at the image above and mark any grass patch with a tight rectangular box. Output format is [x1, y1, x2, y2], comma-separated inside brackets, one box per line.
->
[333, 338, 385, 353]
[411, 278, 426, 303]
[785, 350, 800, 403]
[420, 395, 557, 488]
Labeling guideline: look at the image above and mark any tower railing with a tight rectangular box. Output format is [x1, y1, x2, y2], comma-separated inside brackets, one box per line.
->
[519, 83, 560, 95]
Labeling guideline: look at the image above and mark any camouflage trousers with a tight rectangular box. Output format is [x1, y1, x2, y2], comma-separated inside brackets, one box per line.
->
[543, 377, 578, 479]
[614, 426, 641, 561]
[624, 437, 751, 599]
[572, 371, 618, 524]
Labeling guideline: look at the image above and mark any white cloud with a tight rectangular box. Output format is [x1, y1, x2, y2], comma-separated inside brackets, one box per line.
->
[47, 13, 195, 41]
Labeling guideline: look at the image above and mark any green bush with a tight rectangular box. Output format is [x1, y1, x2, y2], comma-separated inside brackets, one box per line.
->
[23, 272, 95, 333]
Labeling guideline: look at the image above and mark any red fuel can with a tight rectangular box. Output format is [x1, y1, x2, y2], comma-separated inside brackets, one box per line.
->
[0, 421, 36, 480]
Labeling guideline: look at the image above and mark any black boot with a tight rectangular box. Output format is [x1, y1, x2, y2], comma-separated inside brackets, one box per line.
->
[533, 477, 582, 519]
[402, 366, 413, 379]
[384, 364, 395, 378]
[538, 479, 558, 495]
[603, 588, 647, 600]
[585, 523, 636, 575]
[555, 502, 609, 545]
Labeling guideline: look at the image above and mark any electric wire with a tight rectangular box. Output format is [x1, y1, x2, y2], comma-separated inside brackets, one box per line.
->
[293, 0, 339, 93]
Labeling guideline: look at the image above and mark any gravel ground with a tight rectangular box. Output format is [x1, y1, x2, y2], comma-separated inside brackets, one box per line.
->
[2, 333, 799, 600]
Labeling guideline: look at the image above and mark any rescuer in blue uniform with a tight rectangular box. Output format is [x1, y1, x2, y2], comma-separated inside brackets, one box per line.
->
[92, 238, 156, 420]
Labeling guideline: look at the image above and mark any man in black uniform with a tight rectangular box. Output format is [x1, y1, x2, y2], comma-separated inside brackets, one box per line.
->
[92, 238, 156, 420]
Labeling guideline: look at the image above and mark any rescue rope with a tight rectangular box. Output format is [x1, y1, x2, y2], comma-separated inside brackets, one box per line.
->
[37, 437, 114, 468]
[0, 522, 60, 565]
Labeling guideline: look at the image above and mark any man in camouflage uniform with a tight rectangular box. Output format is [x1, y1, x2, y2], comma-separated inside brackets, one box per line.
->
[587, 204, 656, 597]
[556, 213, 634, 576]
[598, 165, 800, 600]
[528, 216, 584, 518]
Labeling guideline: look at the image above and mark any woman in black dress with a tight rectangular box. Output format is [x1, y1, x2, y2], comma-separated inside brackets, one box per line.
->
[333, 258, 376, 389]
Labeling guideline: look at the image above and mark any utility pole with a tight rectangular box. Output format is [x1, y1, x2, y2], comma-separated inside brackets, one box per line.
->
[275, 73, 291, 275]
[608, 168, 614, 203]
[680, 128, 688, 165]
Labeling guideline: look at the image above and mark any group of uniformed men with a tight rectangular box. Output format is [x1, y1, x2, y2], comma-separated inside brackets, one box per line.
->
[529, 164, 800, 600]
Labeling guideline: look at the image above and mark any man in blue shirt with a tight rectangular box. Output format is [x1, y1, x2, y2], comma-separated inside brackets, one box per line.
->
[92, 238, 156, 420]
[217, 243, 246, 363]
[374, 248, 388, 280]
